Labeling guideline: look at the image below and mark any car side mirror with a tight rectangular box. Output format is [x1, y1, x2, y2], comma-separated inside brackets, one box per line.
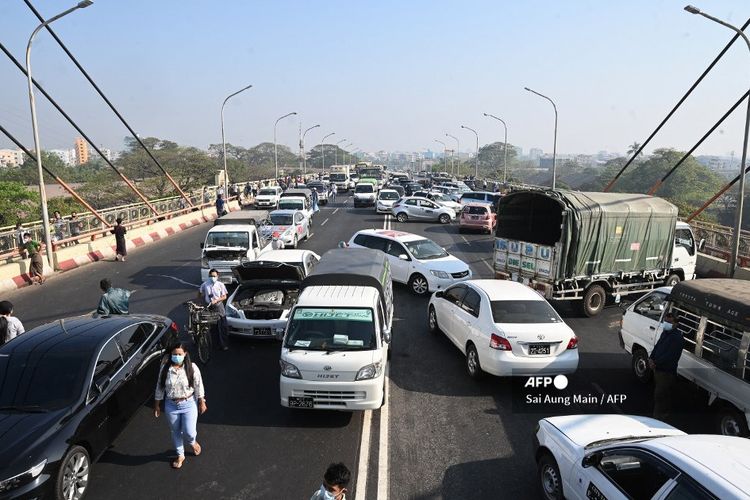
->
[582, 452, 601, 468]
[698, 238, 705, 252]
[199, 242, 204, 249]
[435, 290, 444, 298]
[398, 254, 409, 261]
[382, 327, 391, 344]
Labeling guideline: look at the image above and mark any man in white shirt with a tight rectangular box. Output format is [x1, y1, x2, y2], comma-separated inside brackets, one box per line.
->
[199, 269, 229, 350]
[0, 300, 24, 344]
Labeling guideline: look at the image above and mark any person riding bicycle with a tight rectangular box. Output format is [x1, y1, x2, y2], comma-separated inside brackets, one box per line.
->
[199, 269, 229, 351]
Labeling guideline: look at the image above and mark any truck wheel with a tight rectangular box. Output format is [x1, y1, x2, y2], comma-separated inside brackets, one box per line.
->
[581, 284, 606, 317]
[665, 274, 681, 286]
[716, 404, 750, 437]
[631, 347, 653, 384]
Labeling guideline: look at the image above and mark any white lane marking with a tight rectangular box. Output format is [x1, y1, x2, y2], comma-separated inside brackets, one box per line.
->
[321, 218, 329, 226]
[307, 233, 314, 239]
[145, 274, 200, 287]
[355, 410, 373, 500]
[481, 259, 494, 273]
[377, 366, 390, 500]
[461, 236, 471, 245]
[591, 382, 624, 413]
[333, 208, 340, 214]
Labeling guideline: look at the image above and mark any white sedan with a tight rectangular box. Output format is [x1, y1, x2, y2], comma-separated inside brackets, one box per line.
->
[428, 279, 578, 378]
[534, 414, 750, 500]
[260, 209, 310, 248]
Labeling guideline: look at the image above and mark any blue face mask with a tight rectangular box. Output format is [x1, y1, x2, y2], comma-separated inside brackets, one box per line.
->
[171, 354, 185, 365]
[319, 485, 336, 500]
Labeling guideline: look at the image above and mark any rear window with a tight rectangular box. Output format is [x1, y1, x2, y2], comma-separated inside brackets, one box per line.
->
[461, 193, 483, 201]
[491, 300, 561, 323]
[463, 205, 488, 215]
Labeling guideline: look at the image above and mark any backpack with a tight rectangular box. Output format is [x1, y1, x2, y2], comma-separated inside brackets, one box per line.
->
[0, 317, 8, 346]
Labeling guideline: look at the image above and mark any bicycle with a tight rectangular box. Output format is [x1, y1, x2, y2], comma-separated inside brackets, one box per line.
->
[184, 301, 219, 364]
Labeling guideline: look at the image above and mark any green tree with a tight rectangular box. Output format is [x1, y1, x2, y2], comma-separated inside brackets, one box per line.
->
[0, 151, 67, 185]
[0, 181, 37, 225]
[626, 142, 642, 158]
[477, 142, 518, 175]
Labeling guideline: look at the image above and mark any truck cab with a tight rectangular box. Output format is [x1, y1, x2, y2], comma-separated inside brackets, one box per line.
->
[200, 223, 269, 284]
[669, 221, 698, 282]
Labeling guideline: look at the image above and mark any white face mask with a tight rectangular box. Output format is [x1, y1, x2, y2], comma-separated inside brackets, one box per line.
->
[319, 485, 337, 500]
[210, 276, 218, 283]
[662, 322, 673, 332]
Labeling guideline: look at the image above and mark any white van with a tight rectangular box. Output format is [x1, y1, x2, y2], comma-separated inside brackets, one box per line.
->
[279, 248, 393, 410]
[619, 279, 750, 437]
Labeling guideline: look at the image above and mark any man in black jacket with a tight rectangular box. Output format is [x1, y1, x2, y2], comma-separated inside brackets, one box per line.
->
[649, 312, 684, 420]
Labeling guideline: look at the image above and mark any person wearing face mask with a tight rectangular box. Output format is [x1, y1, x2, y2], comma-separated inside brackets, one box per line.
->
[648, 311, 684, 421]
[199, 268, 229, 350]
[22, 232, 45, 284]
[310, 463, 351, 500]
[154, 343, 207, 469]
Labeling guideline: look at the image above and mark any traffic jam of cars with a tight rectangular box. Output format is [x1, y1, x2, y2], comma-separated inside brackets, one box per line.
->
[1, 164, 749, 500]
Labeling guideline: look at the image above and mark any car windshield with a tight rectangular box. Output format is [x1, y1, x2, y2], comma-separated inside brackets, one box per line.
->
[270, 213, 294, 225]
[356, 185, 374, 193]
[285, 308, 376, 351]
[403, 239, 448, 260]
[205, 231, 249, 248]
[279, 201, 303, 210]
[379, 191, 399, 200]
[259, 189, 277, 196]
[490, 300, 562, 323]
[0, 349, 92, 410]
[434, 194, 451, 202]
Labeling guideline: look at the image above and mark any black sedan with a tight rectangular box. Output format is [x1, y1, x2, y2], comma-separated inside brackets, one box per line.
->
[0, 315, 178, 500]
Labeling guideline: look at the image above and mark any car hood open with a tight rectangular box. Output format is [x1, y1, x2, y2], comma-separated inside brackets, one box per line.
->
[232, 260, 304, 282]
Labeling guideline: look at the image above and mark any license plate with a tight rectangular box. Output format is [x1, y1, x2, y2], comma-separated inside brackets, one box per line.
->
[529, 344, 550, 355]
[471, 216, 478, 220]
[288, 397, 314, 408]
[253, 327, 272, 336]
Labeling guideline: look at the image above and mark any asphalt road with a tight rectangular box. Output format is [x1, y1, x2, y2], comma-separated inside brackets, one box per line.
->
[3, 195, 717, 500]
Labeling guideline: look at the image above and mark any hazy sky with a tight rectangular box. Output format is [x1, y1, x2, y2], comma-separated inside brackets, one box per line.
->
[1, 0, 749, 156]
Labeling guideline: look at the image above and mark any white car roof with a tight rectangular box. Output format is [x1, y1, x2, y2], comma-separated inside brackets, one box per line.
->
[260, 249, 317, 264]
[356, 229, 425, 243]
[269, 209, 302, 216]
[297, 285, 380, 308]
[379, 189, 399, 194]
[469, 279, 546, 301]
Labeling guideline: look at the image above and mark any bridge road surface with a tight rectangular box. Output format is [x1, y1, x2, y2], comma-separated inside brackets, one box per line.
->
[3, 195, 716, 500]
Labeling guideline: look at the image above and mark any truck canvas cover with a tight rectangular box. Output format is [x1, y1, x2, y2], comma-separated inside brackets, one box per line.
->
[496, 190, 677, 279]
[214, 209, 269, 226]
[670, 279, 750, 330]
[301, 248, 391, 304]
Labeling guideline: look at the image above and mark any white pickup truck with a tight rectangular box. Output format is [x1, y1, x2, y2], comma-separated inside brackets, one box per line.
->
[200, 221, 271, 284]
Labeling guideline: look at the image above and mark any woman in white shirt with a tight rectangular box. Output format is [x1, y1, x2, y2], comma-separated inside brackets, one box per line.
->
[154, 343, 207, 469]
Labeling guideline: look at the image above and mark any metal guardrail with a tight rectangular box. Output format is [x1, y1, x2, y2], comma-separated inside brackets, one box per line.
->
[689, 219, 750, 267]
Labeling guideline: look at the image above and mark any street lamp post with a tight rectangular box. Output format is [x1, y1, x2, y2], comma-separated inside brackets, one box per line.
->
[461, 125, 479, 178]
[302, 124, 320, 175]
[435, 139, 447, 173]
[27, 0, 94, 269]
[320, 132, 335, 171]
[446, 133, 459, 177]
[483, 113, 508, 183]
[343, 142, 353, 165]
[524, 86, 558, 190]
[274, 111, 297, 181]
[685, 5, 750, 277]
[334, 139, 346, 167]
[221, 84, 253, 196]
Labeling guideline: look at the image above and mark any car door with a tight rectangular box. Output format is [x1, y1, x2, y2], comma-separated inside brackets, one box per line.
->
[294, 212, 306, 238]
[673, 228, 697, 279]
[403, 198, 419, 218]
[623, 291, 669, 352]
[454, 287, 482, 350]
[576, 447, 678, 500]
[384, 240, 411, 283]
[418, 199, 436, 220]
[436, 284, 468, 347]
[115, 323, 160, 424]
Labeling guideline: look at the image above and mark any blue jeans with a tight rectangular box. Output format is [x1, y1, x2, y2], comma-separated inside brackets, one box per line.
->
[165, 398, 198, 456]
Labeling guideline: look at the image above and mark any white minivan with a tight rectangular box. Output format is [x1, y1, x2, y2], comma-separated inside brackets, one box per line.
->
[619, 279, 750, 437]
[279, 248, 393, 410]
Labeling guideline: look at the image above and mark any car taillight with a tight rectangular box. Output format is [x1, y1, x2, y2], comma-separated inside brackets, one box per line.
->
[567, 336, 578, 349]
[490, 333, 512, 351]
[483, 213, 490, 220]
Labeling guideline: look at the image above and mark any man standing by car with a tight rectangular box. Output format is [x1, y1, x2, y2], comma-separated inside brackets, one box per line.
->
[96, 278, 131, 316]
[200, 269, 229, 351]
[648, 312, 684, 420]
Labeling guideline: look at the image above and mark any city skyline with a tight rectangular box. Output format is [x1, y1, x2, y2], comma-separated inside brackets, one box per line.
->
[1, 1, 749, 157]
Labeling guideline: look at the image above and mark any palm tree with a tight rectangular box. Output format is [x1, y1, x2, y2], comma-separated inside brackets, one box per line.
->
[627, 142, 642, 159]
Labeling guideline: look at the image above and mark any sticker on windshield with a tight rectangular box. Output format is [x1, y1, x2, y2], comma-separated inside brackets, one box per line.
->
[293, 308, 373, 322]
[294, 340, 311, 347]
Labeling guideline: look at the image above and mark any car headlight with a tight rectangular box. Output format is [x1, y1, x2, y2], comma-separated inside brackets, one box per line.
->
[0, 459, 47, 493]
[355, 362, 382, 381]
[226, 303, 241, 318]
[430, 270, 450, 279]
[280, 359, 302, 379]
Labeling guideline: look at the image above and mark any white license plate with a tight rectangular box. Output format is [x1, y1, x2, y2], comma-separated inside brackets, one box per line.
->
[253, 327, 272, 336]
[529, 344, 550, 355]
[288, 397, 314, 408]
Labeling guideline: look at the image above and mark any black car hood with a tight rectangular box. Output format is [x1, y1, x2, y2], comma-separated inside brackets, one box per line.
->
[232, 261, 304, 282]
[0, 409, 67, 474]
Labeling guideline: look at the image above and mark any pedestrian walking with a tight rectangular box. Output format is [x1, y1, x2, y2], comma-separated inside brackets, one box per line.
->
[310, 463, 351, 500]
[0, 300, 24, 345]
[329, 184, 336, 203]
[649, 312, 684, 421]
[111, 218, 127, 262]
[96, 278, 132, 316]
[154, 342, 207, 469]
[199, 269, 229, 350]
[14, 222, 26, 258]
[22, 232, 45, 284]
[215, 193, 227, 217]
[202, 186, 210, 204]
[217, 185, 225, 198]
[69, 212, 81, 244]
[311, 188, 320, 213]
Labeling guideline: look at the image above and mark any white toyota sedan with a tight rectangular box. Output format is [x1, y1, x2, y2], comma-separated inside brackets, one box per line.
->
[428, 279, 578, 378]
[260, 209, 311, 249]
[534, 414, 750, 500]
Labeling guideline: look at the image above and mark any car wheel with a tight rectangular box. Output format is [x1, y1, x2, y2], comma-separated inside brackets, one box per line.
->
[580, 284, 606, 317]
[408, 273, 429, 295]
[665, 274, 681, 287]
[396, 212, 408, 223]
[438, 213, 451, 224]
[428, 306, 440, 334]
[291, 235, 298, 249]
[538, 452, 563, 500]
[465, 343, 483, 379]
[716, 404, 750, 437]
[56, 445, 90, 500]
[631, 347, 653, 383]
